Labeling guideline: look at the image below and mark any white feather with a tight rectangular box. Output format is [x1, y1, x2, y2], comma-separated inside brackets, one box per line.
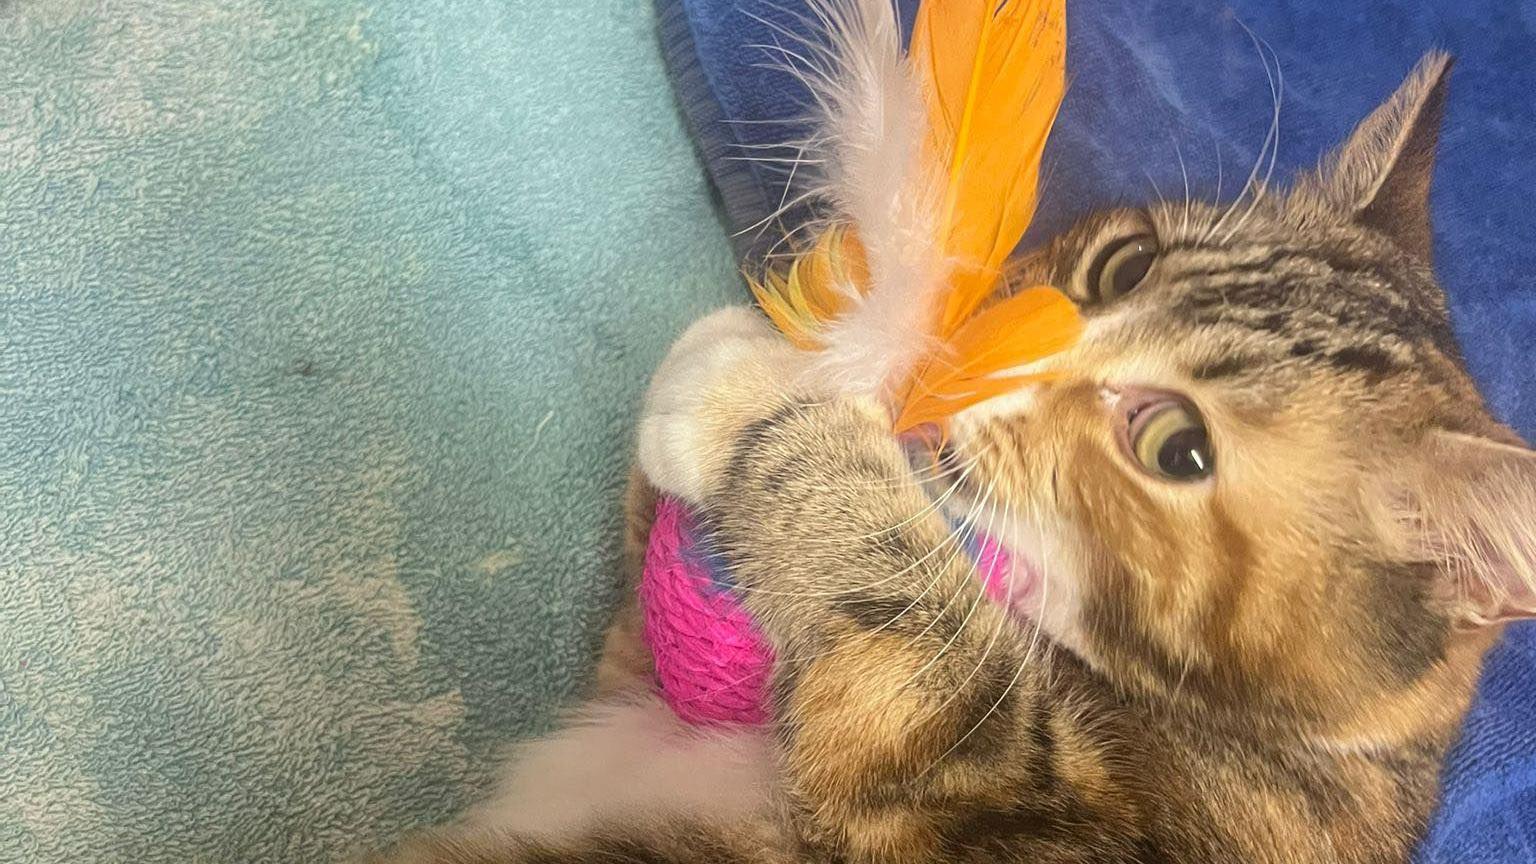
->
[764, 0, 946, 396]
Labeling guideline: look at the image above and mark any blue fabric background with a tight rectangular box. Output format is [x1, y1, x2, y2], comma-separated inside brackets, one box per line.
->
[657, 1, 1536, 860]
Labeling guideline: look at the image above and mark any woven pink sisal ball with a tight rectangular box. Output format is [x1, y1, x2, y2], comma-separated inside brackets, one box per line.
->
[641, 495, 1014, 726]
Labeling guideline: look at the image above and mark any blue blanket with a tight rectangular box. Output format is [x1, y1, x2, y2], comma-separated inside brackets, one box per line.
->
[656, 1, 1536, 860]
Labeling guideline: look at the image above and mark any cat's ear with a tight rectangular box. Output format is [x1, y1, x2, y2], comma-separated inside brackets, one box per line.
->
[1299, 51, 1453, 262]
[1392, 431, 1536, 628]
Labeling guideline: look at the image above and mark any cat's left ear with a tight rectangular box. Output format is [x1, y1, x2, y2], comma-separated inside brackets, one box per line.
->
[1396, 431, 1536, 627]
[1297, 51, 1453, 262]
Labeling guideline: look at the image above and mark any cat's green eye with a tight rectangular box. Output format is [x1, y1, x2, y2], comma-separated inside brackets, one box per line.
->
[1091, 234, 1157, 301]
[1130, 401, 1213, 481]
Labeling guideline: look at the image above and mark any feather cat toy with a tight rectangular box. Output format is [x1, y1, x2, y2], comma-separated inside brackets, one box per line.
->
[641, 0, 1078, 726]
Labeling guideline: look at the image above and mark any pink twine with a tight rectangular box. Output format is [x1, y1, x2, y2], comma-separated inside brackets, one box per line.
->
[641, 497, 774, 726]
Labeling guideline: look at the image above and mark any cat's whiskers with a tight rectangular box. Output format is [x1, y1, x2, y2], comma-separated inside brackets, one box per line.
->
[768, 446, 985, 552]
[1205, 18, 1283, 244]
[1211, 127, 1224, 218]
[820, 444, 986, 492]
[887, 475, 996, 645]
[1221, 26, 1284, 243]
[785, 477, 996, 667]
[1144, 168, 1171, 219]
[669, 523, 968, 705]
[682, 464, 996, 706]
[1173, 132, 1193, 240]
[904, 486, 1015, 732]
[880, 471, 1003, 708]
[920, 490, 1050, 776]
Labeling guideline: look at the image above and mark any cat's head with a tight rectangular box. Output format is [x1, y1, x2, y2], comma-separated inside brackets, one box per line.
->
[950, 53, 1536, 742]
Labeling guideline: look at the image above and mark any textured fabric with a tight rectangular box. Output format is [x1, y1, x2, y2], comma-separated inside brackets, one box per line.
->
[655, 1, 1536, 861]
[0, 0, 739, 861]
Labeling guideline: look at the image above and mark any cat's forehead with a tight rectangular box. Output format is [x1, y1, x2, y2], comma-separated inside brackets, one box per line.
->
[1030, 201, 1458, 393]
[999, 199, 1473, 444]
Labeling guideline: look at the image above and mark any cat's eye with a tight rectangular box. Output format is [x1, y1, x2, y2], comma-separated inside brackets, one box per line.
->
[1128, 399, 1213, 482]
[1089, 234, 1157, 301]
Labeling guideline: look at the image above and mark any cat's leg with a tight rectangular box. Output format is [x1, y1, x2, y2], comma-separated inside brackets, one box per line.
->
[378, 309, 1060, 863]
[636, 309, 1052, 862]
[703, 404, 1046, 860]
[379, 457, 775, 858]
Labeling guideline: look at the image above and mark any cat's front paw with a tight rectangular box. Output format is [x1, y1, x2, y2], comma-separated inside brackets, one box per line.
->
[638, 306, 805, 502]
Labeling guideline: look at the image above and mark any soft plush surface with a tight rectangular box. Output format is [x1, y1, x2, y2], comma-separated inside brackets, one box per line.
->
[0, 0, 738, 860]
[657, 0, 1535, 861]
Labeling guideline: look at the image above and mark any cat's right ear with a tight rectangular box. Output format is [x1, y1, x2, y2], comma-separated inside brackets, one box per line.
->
[1295, 51, 1453, 263]
[1389, 431, 1536, 628]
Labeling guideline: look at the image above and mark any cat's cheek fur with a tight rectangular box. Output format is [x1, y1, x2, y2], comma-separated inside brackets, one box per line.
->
[1014, 525, 1091, 652]
[638, 306, 805, 502]
[448, 693, 777, 845]
[947, 404, 1094, 655]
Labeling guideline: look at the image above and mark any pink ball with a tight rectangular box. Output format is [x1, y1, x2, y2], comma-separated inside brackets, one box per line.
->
[641, 497, 774, 726]
[640, 495, 1015, 727]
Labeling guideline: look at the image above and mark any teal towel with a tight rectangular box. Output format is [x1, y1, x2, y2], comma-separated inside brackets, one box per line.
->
[0, 1, 739, 860]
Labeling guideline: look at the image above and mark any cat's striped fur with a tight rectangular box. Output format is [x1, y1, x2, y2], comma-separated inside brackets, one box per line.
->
[377, 53, 1536, 864]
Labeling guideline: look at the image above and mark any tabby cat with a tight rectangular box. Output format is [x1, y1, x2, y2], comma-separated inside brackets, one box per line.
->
[378, 52, 1536, 864]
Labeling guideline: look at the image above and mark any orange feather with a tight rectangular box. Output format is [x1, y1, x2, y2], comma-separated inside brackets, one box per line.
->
[894, 285, 1081, 432]
[895, 0, 1073, 430]
[747, 0, 1076, 430]
[912, 0, 1067, 335]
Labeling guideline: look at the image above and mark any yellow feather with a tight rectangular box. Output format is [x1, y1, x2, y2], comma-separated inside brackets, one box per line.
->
[747, 226, 867, 350]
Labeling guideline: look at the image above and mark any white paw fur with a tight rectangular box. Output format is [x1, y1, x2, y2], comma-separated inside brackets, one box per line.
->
[637, 306, 803, 502]
[450, 692, 775, 844]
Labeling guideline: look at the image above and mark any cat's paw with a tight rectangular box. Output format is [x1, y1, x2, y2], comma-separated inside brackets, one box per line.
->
[638, 306, 804, 502]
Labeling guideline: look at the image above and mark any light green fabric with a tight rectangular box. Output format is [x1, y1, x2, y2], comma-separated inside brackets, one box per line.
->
[0, 1, 738, 859]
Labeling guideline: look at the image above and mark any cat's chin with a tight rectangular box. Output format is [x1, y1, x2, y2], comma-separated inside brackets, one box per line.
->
[907, 447, 1081, 647]
[979, 512, 1086, 652]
